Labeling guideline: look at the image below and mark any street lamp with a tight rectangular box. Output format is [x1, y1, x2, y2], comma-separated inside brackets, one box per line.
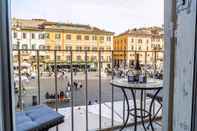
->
[15, 21, 23, 111]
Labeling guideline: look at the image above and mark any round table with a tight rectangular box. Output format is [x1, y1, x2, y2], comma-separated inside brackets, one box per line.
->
[111, 78, 163, 131]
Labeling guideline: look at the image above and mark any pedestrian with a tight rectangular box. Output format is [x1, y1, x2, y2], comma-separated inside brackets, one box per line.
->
[88, 101, 92, 105]
[79, 81, 83, 88]
[67, 82, 71, 87]
[60, 91, 65, 101]
[67, 85, 71, 91]
[76, 81, 78, 88]
[45, 92, 50, 99]
[65, 75, 68, 81]
[66, 92, 70, 98]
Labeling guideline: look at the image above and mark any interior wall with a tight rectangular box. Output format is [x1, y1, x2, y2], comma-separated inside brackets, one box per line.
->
[173, 0, 196, 130]
[164, 0, 197, 131]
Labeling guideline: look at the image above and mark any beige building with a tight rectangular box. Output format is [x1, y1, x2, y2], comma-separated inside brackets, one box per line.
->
[12, 18, 114, 70]
[113, 27, 164, 68]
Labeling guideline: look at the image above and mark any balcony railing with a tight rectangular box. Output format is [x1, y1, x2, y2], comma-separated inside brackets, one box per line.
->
[12, 49, 163, 131]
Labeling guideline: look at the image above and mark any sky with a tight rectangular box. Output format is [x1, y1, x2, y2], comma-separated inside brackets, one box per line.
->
[11, 0, 163, 34]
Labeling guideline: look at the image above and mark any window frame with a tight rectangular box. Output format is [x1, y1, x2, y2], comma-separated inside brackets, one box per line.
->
[0, 0, 15, 130]
[66, 34, 71, 40]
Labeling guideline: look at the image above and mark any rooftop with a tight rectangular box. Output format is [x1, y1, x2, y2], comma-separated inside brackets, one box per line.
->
[12, 18, 114, 35]
[115, 27, 164, 38]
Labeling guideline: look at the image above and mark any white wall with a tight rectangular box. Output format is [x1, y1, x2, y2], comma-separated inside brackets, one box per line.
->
[164, 0, 197, 131]
[173, 0, 196, 130]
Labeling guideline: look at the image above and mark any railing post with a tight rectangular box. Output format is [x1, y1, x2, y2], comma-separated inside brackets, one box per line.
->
[98, 50, 102, 130]
[154, 51, 157, 74]
[54, 50, 59, 131]
[123, 50, 126, 123]
[111, 50, 114, 128]
[144, 51, 147, 115]
[37, 50, 41, 104]
[85, 50, 88, 131]
[18, 49, 22, 111]
[54, 50, 58, 111]
[70, 50, 74, 131]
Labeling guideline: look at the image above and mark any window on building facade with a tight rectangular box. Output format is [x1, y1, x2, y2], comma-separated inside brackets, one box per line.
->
[77, 56, 81, 61]
[55, 33, 61, 39]
[138, 46, 141, 50]
[55, 45, 61, 50]
[107, 36, 111, 41]
[107, 56, 111, 61]
[76, 46, 82, 50]
[32, 56, 36, 61]
[46, 55, 50, 59]
[86, 56, 89, 61]
[39, 45, 45, 50]
[31, 33, 35, 39]
[131, 45, 134, 50]
[76, 35, 81, 40]
[92, 35, 97, 40]
[100, 36, 104, 41]
[41, 56, 45, 60]
[138, 39, 142, 43]
[67, 55, 71, 61]
[13, 32, 17, 38]
[84, 46, 90, 50]
[92, 47, 97, 50]
[57, 56, 61, 61]
[13, 44, 18, 49]
[39, 34, 45, 39]
[84, 35, 89, 40]
[131, 38, 134, 43]
[66, 34, 71, 40]
[32, 44, 36, 49]
[45, 33, 50, 39]
[91, 56, 97, 61]
[99, 47, 104, 51]
[46, 46, 50, 50]
[22, 44, 28, 49]
[65, 46, 72, 50]
[22, 33, 26, 39]
[106, 46, 111, 50]
[101, 56, 104, 61]
[117, 40, 119, 44]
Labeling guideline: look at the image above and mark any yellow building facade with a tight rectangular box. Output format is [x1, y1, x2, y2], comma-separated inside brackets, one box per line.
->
[113, 27, 164, 68]
[12, 19, 114, 70]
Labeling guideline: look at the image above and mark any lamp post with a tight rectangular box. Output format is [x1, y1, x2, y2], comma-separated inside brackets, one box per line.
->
[16, 21, 23, 111]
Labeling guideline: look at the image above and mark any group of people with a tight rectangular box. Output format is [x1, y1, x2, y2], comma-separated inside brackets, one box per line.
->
[73, 80, 83, 89]
[88, 100, 98, 105]
[45, 91, 70, 101]
[44, 80, 83, 102]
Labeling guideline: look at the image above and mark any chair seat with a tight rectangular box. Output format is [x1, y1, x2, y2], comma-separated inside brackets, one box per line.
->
[16, 105, 64, 131]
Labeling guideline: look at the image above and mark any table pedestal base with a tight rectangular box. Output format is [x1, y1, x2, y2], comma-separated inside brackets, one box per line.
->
[120, 88, 161, 131]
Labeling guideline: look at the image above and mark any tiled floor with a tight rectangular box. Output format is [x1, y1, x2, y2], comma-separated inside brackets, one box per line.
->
[115, 123, 162, 131]
[50, 100, 162, 131]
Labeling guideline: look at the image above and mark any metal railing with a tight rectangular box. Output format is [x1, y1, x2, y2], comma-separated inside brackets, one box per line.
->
[13, 49, 163, 131]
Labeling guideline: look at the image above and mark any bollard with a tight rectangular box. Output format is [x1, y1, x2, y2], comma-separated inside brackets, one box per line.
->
[32, 95, 38, 106]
